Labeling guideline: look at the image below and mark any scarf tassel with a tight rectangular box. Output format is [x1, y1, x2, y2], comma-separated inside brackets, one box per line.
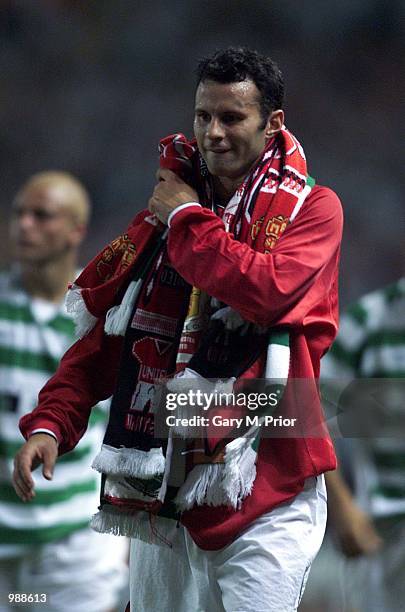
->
[91, 507, 146, 539]
[174, 442, 257, 511]
[222, 439, 258, 508]
[175, 463, 225, 510]
[65, 284, 98, 338]
[91, 507, 175, 548]
[92, 444, 165, 478]
[104, 279, 142, 336]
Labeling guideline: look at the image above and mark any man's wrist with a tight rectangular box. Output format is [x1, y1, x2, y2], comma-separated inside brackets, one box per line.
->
[167, 202, 202, 227]
[29, 429, 59, 445]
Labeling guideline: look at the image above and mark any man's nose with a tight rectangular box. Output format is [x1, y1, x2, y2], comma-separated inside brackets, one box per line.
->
[206, 118, 225, 140]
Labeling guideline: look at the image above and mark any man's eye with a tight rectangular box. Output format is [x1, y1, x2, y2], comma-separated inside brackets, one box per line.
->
[222, 114, 240, 124]
[195, 112, 210, 122]
[12, 208, 57, 221]
[33, 210, 55, 221]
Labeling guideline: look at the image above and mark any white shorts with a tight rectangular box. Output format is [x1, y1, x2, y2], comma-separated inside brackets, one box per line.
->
[130, 475, 327, 612]
[0, 527, 129, 612]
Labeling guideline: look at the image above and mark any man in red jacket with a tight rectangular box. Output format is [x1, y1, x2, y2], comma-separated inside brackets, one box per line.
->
[13, 47, 342, 612]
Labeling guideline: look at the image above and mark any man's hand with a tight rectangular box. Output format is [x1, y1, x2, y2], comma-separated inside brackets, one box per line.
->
[148, 168, 199, 225]
[331, 501, 383, 558]
[13, 433, 58, 502]
[326, 469, 383, 558]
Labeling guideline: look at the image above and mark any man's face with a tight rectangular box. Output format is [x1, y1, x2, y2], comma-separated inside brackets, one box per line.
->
[10, 182, 81, 265]
[194, 79, 269, 188]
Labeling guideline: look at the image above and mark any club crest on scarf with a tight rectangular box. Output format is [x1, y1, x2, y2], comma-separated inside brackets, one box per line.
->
[97, 234, 137, 282]
[263, 215, 289, 251]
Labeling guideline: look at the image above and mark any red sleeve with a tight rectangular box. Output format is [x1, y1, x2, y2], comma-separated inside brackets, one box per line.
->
[19, 319, 123, 455]
[167, 186, 343, 328]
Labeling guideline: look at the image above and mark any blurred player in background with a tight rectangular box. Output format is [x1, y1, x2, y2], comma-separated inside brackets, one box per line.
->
[0, 171, 128, 612]
[323, 278, 405, 612]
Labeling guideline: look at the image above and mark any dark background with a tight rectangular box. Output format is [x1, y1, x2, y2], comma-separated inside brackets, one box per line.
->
[1, 0, 404, 305]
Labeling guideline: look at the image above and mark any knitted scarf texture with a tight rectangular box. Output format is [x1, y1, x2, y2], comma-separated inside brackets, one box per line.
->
[66, 128, 314, 539]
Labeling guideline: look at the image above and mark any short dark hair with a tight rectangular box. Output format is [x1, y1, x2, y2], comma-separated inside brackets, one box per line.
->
[196, 47, 284, 125]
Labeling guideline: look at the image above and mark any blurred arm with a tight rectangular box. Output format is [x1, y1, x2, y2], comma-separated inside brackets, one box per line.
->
[326, 469, 383, 557]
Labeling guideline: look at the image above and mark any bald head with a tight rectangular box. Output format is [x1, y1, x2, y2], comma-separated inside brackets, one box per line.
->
[15, 171, 91, 226]
[11, 171, 91, 265]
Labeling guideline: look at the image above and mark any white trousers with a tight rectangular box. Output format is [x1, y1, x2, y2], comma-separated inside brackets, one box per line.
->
[130, 475, 327, 612]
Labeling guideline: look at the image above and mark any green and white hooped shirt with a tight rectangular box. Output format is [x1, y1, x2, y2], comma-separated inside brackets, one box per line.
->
[322, 278, 405, 519]
[0, 272, 108, 557]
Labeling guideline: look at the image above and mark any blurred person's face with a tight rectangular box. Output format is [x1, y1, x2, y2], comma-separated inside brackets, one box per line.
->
[10, 182, 83, 265]
[193, 79, 283, 193]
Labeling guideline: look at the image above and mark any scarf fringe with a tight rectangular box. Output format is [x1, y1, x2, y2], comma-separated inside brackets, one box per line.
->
[91, 508, 146, 539]
[65, 284, 98, 338]
[174, 441, 257, 511]
[222, 440, 258, 509]
[175, 463, 225, 510]
[91, 507, 177, 548]
[92, 444, 165, 478]
[104, 279, 142, 336]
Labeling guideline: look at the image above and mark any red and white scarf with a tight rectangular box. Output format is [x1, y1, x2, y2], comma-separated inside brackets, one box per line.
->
[66, 128, 314, 538]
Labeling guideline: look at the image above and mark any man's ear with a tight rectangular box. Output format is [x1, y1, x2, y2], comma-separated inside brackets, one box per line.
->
[265, 109, 284, 139]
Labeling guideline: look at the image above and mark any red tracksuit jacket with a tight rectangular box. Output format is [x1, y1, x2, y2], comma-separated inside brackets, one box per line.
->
[20, 184, 343, 549]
